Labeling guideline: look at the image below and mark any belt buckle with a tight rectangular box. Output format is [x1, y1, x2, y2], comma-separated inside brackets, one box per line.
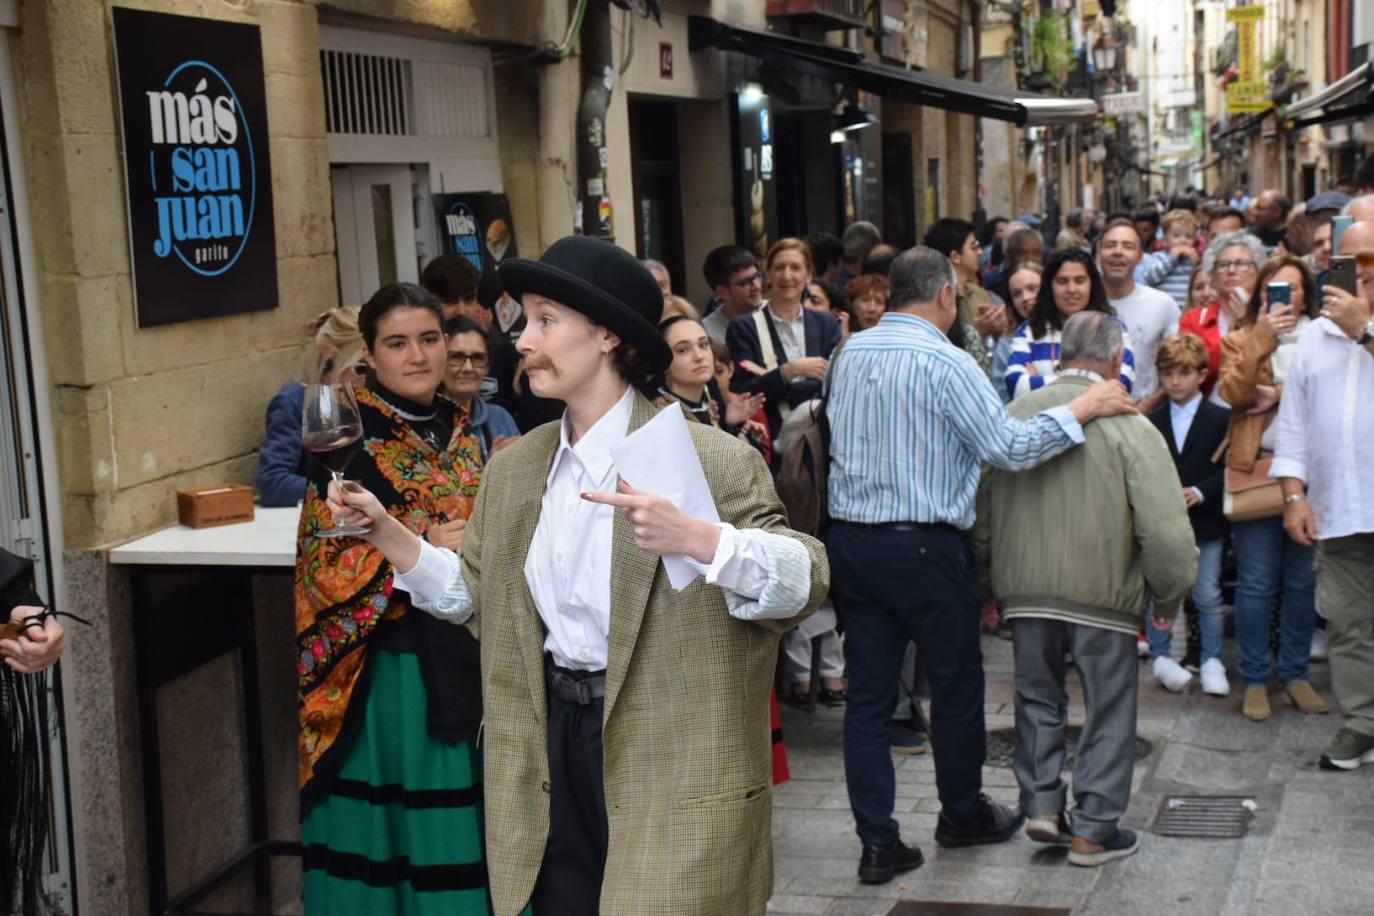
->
[575, 679, 593, 705]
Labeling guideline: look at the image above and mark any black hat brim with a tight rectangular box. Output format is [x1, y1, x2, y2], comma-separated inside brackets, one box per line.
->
[499, 258, 672, 373]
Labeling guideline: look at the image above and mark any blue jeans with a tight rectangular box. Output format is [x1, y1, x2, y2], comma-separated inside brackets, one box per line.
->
[1232, 517, 1316, 686]
[827, 522, 985, 846]
[1147, 537, 1226, 663]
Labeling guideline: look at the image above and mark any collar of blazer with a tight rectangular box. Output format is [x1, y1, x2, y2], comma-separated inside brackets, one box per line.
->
[500, 390, 666, 725]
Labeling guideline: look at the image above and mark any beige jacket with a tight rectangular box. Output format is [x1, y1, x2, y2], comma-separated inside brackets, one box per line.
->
[1217, 324, 1278, 473]
[461, 393, 827, 915]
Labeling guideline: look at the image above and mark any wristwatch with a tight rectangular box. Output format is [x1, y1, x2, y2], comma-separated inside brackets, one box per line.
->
[1284, 492, 1307, 505]
[1359, 317, 1374, 346]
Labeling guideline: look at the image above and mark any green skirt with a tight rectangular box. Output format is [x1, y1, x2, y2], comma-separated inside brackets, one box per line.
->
[301, 647, 490, 916]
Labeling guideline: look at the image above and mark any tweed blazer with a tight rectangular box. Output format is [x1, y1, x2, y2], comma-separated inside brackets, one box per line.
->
[460, 393, 829, 915]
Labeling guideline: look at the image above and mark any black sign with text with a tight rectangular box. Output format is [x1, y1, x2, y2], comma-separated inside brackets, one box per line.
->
[112, 7, 277, 327]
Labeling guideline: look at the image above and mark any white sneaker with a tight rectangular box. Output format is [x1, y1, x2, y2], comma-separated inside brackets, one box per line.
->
[1200, 658, 1230, 696]
[1311, 629, 1330, 662]
[1152, 656, 1193, 693]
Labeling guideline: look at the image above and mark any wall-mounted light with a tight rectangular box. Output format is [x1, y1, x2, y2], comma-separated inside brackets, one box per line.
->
[741, 83, 765, 104]
[830, 129, 847, 144]
[835, 101, 875, 132]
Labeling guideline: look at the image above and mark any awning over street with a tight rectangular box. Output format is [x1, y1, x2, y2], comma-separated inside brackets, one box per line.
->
[687, 16, 1098, 127]
[1287, 63, 1374, 128]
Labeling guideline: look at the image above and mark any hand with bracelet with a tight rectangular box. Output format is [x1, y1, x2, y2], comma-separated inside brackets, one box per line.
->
[1279, 480, 1318, 547]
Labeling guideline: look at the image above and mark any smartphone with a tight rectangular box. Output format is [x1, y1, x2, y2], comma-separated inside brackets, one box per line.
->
[1266, 282, 1291, 309]
[1330, 256, 1358, 295]
[1332, 215, 1354, 252]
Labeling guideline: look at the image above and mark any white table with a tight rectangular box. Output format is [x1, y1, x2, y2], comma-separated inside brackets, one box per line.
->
[110, 506, 303, 914]
[109, 506, 299, 568]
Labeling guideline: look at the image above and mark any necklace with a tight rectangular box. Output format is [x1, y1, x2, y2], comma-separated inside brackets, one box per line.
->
[372, 390, 437, 423]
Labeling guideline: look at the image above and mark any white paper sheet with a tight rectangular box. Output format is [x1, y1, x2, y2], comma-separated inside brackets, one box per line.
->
[610, 405, 719, 590]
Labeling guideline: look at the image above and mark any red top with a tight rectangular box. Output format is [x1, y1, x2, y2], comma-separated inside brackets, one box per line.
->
[1178, 303, 1224, 396]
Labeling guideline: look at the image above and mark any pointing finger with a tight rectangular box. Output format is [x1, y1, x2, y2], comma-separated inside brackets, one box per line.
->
[581, 490, 638, 508]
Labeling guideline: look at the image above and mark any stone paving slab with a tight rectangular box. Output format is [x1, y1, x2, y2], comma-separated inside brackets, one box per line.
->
[769, 632, 1374, 916]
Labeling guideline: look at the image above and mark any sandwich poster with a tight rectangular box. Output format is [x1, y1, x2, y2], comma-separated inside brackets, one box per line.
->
[111, 7, 278, 327]
[434, 193, 516, 275]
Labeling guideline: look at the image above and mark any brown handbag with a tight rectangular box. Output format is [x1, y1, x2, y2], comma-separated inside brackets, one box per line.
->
[1223, 455, 1284, 522]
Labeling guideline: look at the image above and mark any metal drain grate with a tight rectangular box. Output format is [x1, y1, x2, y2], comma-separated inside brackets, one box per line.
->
[1151, 795, 1256, 838]
[984, 726, 1153, 769]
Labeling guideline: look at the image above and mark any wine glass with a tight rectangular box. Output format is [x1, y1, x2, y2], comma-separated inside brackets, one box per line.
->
[302, 382, 372, 537]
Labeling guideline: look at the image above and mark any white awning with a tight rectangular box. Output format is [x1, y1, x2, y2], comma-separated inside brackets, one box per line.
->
[1287, 63, 1371, 123]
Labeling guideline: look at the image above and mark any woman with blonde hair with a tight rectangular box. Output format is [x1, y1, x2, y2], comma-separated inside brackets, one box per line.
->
[256, 306, 366, 507]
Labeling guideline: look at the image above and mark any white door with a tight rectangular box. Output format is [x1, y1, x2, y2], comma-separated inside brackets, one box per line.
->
[331, 164, 418, 306]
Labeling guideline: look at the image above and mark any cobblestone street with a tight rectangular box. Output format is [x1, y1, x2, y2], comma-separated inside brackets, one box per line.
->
[769, 631, 1374, 916]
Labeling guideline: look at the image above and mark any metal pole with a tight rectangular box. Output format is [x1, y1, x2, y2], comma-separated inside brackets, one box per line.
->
[577, 0, 614, 239]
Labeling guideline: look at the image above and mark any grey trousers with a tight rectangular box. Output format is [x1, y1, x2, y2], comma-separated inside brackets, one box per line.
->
[1010, 617, 1138, 843]
[1318, 534, 1374, 737]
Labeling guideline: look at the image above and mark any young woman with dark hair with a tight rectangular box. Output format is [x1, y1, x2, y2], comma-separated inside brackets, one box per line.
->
[1003, 249, 1136, 400]
[294, 281, 492, 914]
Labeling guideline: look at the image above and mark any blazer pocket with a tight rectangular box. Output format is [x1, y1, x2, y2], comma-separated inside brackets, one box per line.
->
[678, 780, 770, 808]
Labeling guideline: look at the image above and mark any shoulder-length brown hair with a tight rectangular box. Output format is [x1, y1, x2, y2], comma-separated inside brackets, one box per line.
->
[1248, 255, 1318, 326]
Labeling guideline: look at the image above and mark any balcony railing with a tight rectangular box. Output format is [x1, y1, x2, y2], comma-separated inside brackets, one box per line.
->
[765, 0, 867, 31]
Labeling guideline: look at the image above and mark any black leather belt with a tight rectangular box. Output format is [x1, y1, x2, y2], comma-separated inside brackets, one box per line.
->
[838, 520, 962, 535]
[545, 659, 607, 706]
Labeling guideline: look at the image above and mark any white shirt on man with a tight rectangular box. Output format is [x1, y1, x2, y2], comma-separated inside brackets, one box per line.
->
[394, 386, 813, 670]
[1271, 317, 1374, 541]
[1110, 283, 1179, 400]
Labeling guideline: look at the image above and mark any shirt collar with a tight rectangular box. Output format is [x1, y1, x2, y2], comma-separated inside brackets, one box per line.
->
[766, 301, 805, 325]
[1058, 367, 1105, 383]
[550, 386, 635, 487]
[1170, 392, 1202, 416]
[879, 311, 943, 336]
[1316, 315, 1355, 341]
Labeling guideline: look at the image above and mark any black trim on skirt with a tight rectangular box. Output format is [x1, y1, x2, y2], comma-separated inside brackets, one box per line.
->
[302, 844, 488, 892]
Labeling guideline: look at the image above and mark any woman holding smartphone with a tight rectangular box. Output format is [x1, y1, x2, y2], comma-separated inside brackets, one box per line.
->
[1218, 255, 1326, 723]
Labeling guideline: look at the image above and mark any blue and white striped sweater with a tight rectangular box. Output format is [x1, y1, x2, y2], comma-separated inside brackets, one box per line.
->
[1003, 319, 1136, 401]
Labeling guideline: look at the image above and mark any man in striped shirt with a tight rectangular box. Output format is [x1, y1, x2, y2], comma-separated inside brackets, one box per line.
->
[826, 246, 1135, 885]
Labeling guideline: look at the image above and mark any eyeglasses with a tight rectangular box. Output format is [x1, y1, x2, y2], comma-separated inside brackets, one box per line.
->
[446, 351, 490, 368]
[1215, 259, 1257, 272]
[731, 272, 763, 288]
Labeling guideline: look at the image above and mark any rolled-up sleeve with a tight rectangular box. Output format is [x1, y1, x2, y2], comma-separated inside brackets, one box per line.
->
[1270, 350, 1309, 483]
[392, 539, 475, 624]
[680, 522, 813, 621]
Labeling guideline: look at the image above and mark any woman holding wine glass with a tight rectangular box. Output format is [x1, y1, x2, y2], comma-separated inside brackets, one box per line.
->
[294, 282, 490, 915]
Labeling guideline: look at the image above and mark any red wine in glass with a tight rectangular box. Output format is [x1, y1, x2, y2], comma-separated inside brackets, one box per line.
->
[302, 382, 372, 537]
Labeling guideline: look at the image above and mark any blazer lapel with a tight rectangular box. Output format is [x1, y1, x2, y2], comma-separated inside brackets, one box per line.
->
[603, 393, 663, 722]
[1159, 406, 1181, 459]
[507, 425, 560, 725]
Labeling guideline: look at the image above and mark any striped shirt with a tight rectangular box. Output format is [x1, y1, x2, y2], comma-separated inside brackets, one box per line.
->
[826, 312, 1085, 530]
[1137, 251, 1193, 311]
[1003, 318, 1136, 401]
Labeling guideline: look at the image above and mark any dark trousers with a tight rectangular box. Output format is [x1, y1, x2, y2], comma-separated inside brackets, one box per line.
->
[828, 522, 986, 846]
[530, 664, 608, 916]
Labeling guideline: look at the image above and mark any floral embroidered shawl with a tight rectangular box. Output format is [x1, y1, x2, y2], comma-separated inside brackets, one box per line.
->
[294, 386, 481, 799]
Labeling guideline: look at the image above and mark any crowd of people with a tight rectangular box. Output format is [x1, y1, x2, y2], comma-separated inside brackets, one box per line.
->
[5, 157, 1373, 916]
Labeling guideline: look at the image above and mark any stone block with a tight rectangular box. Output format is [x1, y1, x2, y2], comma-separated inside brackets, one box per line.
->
[55, 383, 115, 495]
[62, 133, 133, 276]
[270, 137, 334, 259]
[253, 255, 339, 353]
[108, 351, 294, 489]
[264, 69, 329, 141]
[119, 300, 255, 377]
[259, 0, 325, 79]
[22, 134, 78, 276]
[41, 274, 128, 386]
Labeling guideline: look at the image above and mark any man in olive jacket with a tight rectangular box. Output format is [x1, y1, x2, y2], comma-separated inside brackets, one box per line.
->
[973, 312, 1197, 867]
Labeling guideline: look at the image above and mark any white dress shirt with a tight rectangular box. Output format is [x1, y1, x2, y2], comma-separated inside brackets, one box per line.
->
[766, 301, 806, 361]
[1169, 392, 1204, 504]
[394, 386, 814, 670]
[1271, 318, 1374, 541]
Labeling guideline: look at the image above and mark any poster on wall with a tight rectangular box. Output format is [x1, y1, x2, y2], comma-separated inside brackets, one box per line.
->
[433, 193, 519, 330]
[734, 92, 778, 259]
[112, 8, 277, 328]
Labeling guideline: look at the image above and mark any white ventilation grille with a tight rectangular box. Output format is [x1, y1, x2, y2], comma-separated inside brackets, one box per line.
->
[321, 49, 414, 136]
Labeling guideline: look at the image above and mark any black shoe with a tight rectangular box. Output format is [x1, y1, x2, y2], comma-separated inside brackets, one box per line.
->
[935, 795, 1025, 848]
[1181, 646, 1201, 673]
[820, 687, 848, 707]
[782, 690, 811, 710]
[857, 837, 924, 884]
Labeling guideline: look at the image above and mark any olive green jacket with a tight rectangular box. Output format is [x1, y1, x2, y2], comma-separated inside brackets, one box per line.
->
[461, 393, 828, 915]
[972, 374, 1198, 633]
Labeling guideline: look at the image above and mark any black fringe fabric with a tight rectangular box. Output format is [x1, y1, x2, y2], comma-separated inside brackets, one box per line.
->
[0, 663, 55, 915]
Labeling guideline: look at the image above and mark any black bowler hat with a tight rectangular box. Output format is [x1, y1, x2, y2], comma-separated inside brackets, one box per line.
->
[498, 236, 672, 372]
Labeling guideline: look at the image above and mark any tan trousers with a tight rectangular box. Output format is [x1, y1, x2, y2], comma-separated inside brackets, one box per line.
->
[1317, 533, 1374, 737]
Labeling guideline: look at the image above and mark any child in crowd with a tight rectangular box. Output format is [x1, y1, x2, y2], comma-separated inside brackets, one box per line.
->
[1137, 210, 1200, 311]
[1146, 335, 1232, 695]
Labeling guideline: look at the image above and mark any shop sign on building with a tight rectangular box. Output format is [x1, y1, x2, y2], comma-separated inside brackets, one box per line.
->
[1102, 91, 1143, 116]
[1225, 5, 1272, 114]
[112, 8, 277, 327]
